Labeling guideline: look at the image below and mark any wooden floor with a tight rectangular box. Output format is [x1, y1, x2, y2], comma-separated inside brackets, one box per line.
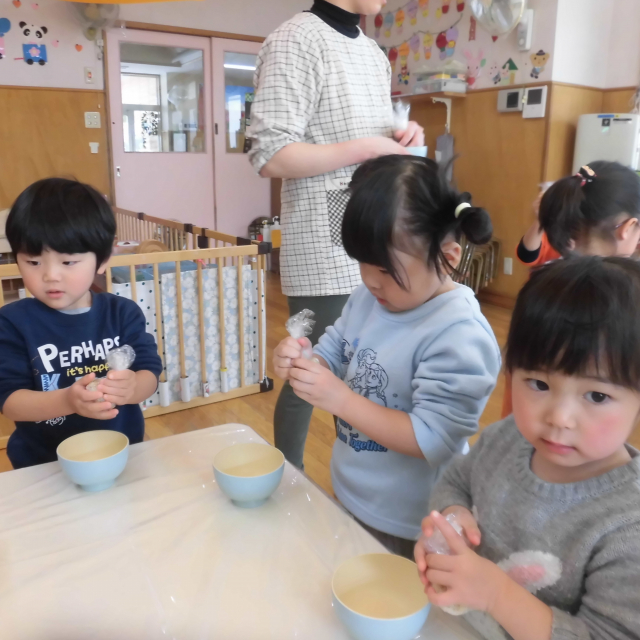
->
[2, 273, 638, 493]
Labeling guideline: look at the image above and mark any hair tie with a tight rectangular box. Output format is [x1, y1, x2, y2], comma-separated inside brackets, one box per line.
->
[575, 165, 596, 187]
[455, 202, 471, 219]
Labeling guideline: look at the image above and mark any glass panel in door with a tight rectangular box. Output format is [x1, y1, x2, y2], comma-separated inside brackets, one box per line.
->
[222, 52, 257, 154]
[119, 43, 206, 153]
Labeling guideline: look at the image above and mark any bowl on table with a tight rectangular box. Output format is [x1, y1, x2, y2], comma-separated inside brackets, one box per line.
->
[332, 553, 430, 640]
[213, 442, 285, 508]
[57, 430, 129, 492]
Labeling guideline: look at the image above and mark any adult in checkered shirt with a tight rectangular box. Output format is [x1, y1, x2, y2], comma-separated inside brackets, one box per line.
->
[248, 0, 425, 468]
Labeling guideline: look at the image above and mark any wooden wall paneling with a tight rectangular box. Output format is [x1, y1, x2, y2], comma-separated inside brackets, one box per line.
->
[448, 88, 547, 300]
[602, 88, 636, 113]
[0, 87, 110, 209]
[543, 84, 603, 182]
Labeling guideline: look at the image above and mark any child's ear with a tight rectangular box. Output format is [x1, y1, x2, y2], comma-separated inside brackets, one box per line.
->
[441, 240, 461, 270]
[616, 217, 639, 242]
[97, 256, 111, 275]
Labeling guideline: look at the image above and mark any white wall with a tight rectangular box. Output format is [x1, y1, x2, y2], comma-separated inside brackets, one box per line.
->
[606, 0, 640, 89]
[120, 0, 308, 39]
[0, 0, 104, 89]
[552, 0, 613, 88]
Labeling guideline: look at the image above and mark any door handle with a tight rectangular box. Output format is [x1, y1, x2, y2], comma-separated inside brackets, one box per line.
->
[116, 166, 121, 178]
[215, 123, 218, 135]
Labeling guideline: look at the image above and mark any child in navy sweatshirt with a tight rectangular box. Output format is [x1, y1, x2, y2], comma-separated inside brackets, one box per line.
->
[0, 178, 162, 468]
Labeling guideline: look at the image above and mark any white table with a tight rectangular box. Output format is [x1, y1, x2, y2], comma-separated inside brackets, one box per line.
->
[0, 424, 482, 639]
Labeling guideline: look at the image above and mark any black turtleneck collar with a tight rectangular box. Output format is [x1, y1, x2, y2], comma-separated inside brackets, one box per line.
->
[309, 0, 361, 39]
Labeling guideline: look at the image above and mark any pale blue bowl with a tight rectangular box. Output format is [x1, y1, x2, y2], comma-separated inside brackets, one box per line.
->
[332, 553, 431, 640]
[213, 443, 285, 508]
[57, 430, 129, 492]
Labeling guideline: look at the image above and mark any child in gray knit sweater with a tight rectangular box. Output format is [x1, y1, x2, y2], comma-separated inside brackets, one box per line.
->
[416, 256, 640, 640]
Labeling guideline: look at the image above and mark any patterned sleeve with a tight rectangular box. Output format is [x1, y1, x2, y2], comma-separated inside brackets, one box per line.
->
[247, 25, 325, 174]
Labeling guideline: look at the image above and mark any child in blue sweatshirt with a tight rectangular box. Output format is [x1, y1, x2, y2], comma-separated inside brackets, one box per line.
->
[273, 156, 500, 556]
[0, 178, 162, 469]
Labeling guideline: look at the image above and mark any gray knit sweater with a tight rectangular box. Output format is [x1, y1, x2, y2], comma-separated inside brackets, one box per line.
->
[430, 416, 640, 640]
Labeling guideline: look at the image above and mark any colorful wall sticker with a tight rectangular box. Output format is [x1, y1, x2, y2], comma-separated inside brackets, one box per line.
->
[0, 18, 11, 60]
[530, 49, 550, 79]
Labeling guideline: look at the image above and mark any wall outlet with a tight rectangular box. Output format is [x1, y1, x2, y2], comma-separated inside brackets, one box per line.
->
[504, 257, 513, 275]
[84, 112, 101, 129]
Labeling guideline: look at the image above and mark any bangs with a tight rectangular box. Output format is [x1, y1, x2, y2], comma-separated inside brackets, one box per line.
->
[7, 179, 116, 265]
[506, 257, 640, 389]
[342, 165, 407, 287]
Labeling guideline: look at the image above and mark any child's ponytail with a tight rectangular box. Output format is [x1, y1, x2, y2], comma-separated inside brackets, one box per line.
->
[454, 195, 493, 246]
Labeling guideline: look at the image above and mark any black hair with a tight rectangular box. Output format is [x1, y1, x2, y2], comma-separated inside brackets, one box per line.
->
[7, 178, 116, 268]
[505, 256, 640, 390]
[341, 155, 492, 288]
[539, 160, 640, 255]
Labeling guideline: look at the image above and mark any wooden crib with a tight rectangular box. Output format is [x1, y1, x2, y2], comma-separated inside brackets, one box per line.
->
[0, 215, 271, 450]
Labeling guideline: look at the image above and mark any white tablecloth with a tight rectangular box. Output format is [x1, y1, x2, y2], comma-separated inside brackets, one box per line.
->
[0, 424, 482, 640]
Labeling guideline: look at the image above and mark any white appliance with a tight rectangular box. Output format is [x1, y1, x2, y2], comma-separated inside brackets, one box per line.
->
[573, 113, 640, 174]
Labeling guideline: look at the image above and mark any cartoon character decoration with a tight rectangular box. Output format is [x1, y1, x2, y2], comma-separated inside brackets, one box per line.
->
[436, 31, 448, 60]
[407, 0, 418, 25]
[464, 49, 486, 88]
[445, 26, 458, 58]
[398, 41, 411, 85]
[348, 349, 389, 406]
[530, 49, 550, 79]
[395, 9, 405, 34]
[374, 13, 383, 39]
[419, 0, 430, 17]
[0, 18, 11, 60]
[19, 21, 48, 66]
[501, 58, 518, 85]
[388, 46, 398, 72]
[410, 33, 421, 61]
[490, 62, 500, 85]
[384, 12, 394, 38]
[423, 33, 434, 60]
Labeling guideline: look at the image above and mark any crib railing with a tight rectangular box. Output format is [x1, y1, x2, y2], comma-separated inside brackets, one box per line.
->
[0, 242, 271, 450]
[114, 207, 247, 251]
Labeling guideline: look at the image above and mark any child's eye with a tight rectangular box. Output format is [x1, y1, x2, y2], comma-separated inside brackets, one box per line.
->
[526, 378, 549, 392]
[585, 391, 610, 404]
[63, 261, 78, 266]
[26, 260, 40, 266]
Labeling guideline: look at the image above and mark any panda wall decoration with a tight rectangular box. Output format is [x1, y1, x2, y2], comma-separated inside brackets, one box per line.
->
[19, 20, 48, 65]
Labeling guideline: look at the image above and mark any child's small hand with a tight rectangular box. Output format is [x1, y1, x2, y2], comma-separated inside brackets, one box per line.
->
[289, 357, 352, 414]
[273, 337, 310, 380]
[415, 506, 481, 587]
[98, 369, 137, 406]
[67, 373, 119, 420]
[425, 511, 506, 614]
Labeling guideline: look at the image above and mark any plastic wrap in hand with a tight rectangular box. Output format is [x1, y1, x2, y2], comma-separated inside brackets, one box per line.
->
[392, 100, 410, 132]
[286, 310, 315, 360]
[86, 345, 136, 395]
[421, 513, 470, 616]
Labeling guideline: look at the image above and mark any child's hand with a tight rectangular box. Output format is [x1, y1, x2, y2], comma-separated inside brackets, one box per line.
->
[273, 337, 311, 380]
[424, 511, 506, 614]
[394, 121, 425, 147]
[98, 369, 137, 406]
[67, 373, 119, 420]
[415, 506, 481, 587]
[289, 357, 352, 414]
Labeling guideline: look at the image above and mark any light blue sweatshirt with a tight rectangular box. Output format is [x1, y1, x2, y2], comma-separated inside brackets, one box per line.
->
[314, 283, 500, 539]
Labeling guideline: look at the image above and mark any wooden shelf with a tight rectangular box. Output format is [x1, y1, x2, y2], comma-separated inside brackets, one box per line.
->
[392, 91, 467, 100]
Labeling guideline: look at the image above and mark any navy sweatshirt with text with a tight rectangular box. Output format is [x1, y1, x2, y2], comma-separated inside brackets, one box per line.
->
[0, 293, 162, 468]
